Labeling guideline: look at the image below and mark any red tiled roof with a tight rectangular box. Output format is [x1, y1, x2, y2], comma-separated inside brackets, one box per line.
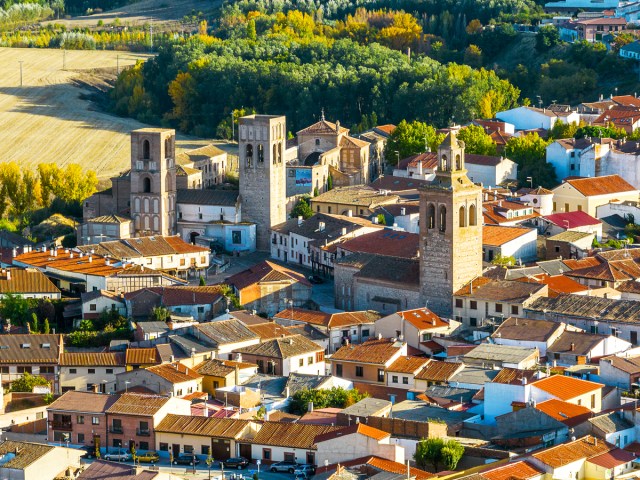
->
[314, 424, 390, 443]
[480, 461, 544, 480]
[563, 257, 601, 270]
[374, 124, 396, 136]
[397, 307, 449, 330]
[331, 338, 404, 365]
[365, 456, 434, 480]
[588, 448, 636, 468]
[536, 398, 593, 427]
[515, 274, 588, 296]
[146, 362, 202, 384]
[125, 348, 160, 366]
[483, 225, 533, 247]
[532, 435, 611, 468]
[415, 360, 464, 381]
[563, 175, 637, 197]
[531, 375, 603, 401]
[543, 211, 602, 228]
[387, 356, 430, 374]
[338, 229, 419, 259]
[226, 260, 311, 290]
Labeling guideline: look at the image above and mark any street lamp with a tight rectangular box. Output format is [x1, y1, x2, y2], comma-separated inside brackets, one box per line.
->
[257, 459, 261, 479]
[125, 381, 130, 393]
[206, 456, 214, 480]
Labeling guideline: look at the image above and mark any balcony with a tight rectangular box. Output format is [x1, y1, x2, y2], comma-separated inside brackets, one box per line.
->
[109, 426, 123, 434]
[136, 429, 151, 437]
[50, 421, 73, 431]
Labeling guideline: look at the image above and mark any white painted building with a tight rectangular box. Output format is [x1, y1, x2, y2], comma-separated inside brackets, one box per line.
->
[482, 225, 538, 263]
[59, 352, 126, 394]
[518, 187, 554, 216]
[545, 137, 611, 182]
[465, 154, 518, 187]
[315, 424, 406, 465]
[496, 106, 579, 131]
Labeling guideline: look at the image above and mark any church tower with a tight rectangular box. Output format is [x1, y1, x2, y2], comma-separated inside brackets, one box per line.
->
[130, 128, 177, 237]
[419, 132, 483, 317]
[239, 115, 287, 251]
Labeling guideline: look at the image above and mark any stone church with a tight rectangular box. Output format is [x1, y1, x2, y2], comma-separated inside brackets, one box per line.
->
[82, 117, 289, 253]
[334, 131, 483, 318]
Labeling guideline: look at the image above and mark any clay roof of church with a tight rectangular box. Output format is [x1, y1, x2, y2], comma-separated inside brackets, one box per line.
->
[297, 119, 349, 136]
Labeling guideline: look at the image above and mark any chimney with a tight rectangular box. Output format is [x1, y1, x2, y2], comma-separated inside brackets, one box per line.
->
[373, 216, 379, 224]
[235, 365, 240, 385]
[236, 353, 242, 362]
[105, 258, 110, 266]
[298, 216, 303, 227]
[6, 270, 10, 281]
[335, 120, 340, 133]
[341, 227, 347, 236]
[308, 402, 314, 413]
[400, 207, 406, 216]
[378, 333, 383, 340]
[347, 210, 353, 217]
[88, 256, 92, 263]
[11, 248, 16, 258]
[319, 221, 325, 232]
[170, 355, 174, 363]
[69, 252, 73, 259]
[570, 342, 575, 351]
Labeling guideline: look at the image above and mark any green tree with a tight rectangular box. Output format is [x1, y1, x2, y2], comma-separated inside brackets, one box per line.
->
[463, 45, 483, 68]
[0, 293, 32, 326]
[549, 119, 581, 140]
[151, 306, 170, 322]
[78, 319, 94, 331]
[376, 213, 386, 225]
[504, 133, 556, 188]
[287, 387, 368, 415]
[199, 275, 206, 286]
[327, 174, 333, 191]
[492, 254, 517, 266]
[43, 318, 50, 334]
[441, 440, 465, 470]
[385, 120, 444, 164]
[30, 312, 39, 334]
[536, 25, 561, 52]
[246, 18, 257, 40]
[291, 196, 313, 219]
[457, 125, 497, 155]
[415, 437, 444, 471]
[9, 373, 50, 392]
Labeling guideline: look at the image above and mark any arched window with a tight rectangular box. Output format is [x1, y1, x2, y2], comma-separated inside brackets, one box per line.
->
[278, 142, 283, 163]
[258, 144, 264, 163]
[455, 154, 462, 170]
[144, 216, 150, 231]
[459, 205, 466, 227]
[469, 204, 477, 226]
[134, 215, 140, 230]
[245, 144, 253, 167]
[165, 172, 173, 192]
[164, 138, 171, 157]
[315, 139, 320, 146]
[427, 203, 435, 229]
[142, 140, 150, 160]
[143, 198, 149, 213]
[439, 206, 447, 232]
[153, 216, 159, 232]
[440, 155, 447, 171]
[153, 198, 159, 214]
[142, 177, 151, 193]
[273, 144, 277, 165]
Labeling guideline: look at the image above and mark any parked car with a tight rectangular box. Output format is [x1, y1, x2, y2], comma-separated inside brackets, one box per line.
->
[224, 457, 250, 469]
[104, 450, 131, 462]
[79, 445, 97, 459]
[175, 454, 200, 466]
[294, 464, 316, 477]
[136, 451, 160, 463]
[271, 461, 300, 473]
[308, 275, 324, 284]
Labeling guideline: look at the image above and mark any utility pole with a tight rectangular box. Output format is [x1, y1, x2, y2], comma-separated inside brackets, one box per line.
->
[18, 61, 23, 87]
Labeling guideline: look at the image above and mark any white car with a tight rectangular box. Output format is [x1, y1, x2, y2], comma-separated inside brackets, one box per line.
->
[104, 450, 132, 462]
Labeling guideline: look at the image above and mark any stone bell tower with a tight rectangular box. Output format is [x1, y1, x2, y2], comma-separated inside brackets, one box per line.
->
[419, 131, 483, 317]
[238, 115, 287, 251]
[130, 128, 177, 237]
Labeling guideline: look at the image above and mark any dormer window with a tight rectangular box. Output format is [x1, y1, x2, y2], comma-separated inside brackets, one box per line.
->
[21, 343, 30, 349]
[41, 343, 50, 348]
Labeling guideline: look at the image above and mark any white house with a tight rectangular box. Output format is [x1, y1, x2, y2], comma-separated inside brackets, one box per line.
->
[59, 352, 126, 394]
[385, 356, 430, 390]
[545, 137, 612, 182]
[491, 317, 567, 357]
[551, 175, 640, 217]
[465, 154, 518, 187]
[315, 424, 406, 465]
[517, 186, 554, 216]
[80, 290, 127, 320]
[496, 106, 579, 131]
[537, 211, 603, 240]
[482, 225, 538, 263]
[620, 41, 640, 60]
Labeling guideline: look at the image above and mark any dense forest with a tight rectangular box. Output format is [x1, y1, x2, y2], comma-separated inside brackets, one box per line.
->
[110, 9, 520, 136]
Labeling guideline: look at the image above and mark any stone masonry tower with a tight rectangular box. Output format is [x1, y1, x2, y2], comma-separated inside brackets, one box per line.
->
[130, 128, 177, 237]
[419, 131, 483, 317]
[239, 115, 287, 251]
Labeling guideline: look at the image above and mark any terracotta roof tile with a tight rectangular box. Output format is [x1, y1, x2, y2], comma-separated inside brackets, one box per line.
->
[60, 352, 125, 367]
[365, 456, 434, 480]
[0, 334, 61, 364]
[0, 441, 55, 470]
[315, 424, 390, 443]
[155, 414, 249, 438]
[194, 319, 259, 346]
[532, 435, 610, 468]
[492, 317, 562, 342]
[415, 360, 464, 381]
[125, 348, 160, 366]
[563, 175, 637, 197]
[396, 308, 449, 330]
[297, 119, 349, 136]
[236, 334, 322, 359]
[247, 322, 292, 340]
[492, 368, 538, 385]
[226, 260, 311, 290]
[454, 279, 546, 302]
[338, 229, 419, 259]
[0, 269, 60, 294]
[543, 211, 602, 228]
[588, 448, 636, 469]
[479, 461, 544, 480]
[106, 393, 171, 416]
[387, 356, 430, 374]
[250, 422, 340, 449]
[146, 362, 202, 384]
[536, 398, 593, 427]
[531, 375, 603, 401]
[195, 358, 257, 377]
[48, 390, 119, 413]
[483, 225, 534, 247]
[331, 338, 405, 365]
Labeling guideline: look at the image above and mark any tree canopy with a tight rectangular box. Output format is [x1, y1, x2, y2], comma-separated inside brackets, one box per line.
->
[287, 387, 368, 415]
[414, 437, 465, 472]
[10, 372, 50, 392]
[385, 120, 445, 164]
[457, 125, 497, 156]
[504, 133, 556, 188]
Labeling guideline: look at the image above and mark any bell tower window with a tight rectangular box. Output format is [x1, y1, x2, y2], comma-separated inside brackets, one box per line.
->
[469, 204, 477, 226]
[258, 144, 264, 163]
[246, 144, 253, 167]
[142, 140, 150, 160]
[142, 177, 152, 193]
[459, 206, 466, 227]
[440, 155, 447, 171]
[439, 206, 447, 232]
[427, 204, 435, 229]
[456, 154, 462, 170]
